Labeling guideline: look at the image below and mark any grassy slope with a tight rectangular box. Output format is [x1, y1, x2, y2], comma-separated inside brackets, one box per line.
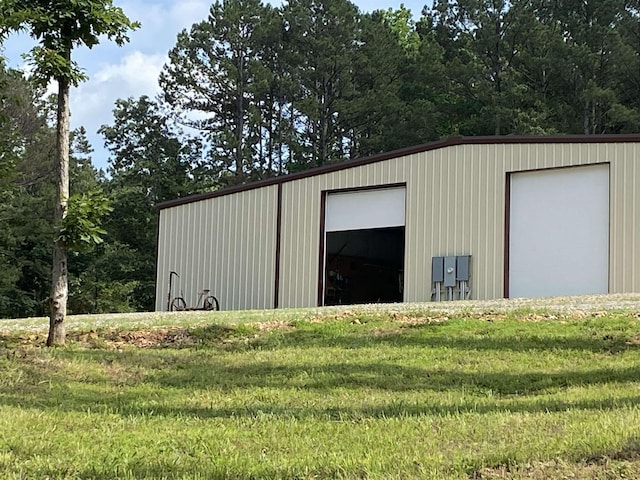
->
[1, 304, 640, 479]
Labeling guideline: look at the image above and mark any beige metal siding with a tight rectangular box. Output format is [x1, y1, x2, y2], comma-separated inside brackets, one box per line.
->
[279, 163, 407, 308]
[278, 142, 640, 307]
[155, 185, 278, 311]
[610, 144, 640, 293]
[156, 140, 640, 311]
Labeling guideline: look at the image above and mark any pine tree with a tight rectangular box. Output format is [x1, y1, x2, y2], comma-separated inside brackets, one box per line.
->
[160, 0, 276, 185]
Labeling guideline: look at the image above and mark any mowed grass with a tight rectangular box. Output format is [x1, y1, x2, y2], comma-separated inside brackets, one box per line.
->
[1, 307, 640, 479]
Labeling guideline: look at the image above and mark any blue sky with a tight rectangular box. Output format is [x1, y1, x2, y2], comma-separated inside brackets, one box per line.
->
[1, 0, 427, 171]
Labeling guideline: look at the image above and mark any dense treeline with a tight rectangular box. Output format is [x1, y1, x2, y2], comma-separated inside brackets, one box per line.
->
[1, 0, 639, 317]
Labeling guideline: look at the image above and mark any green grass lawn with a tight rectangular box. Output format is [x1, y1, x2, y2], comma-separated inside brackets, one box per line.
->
[1, 306, 640, 479]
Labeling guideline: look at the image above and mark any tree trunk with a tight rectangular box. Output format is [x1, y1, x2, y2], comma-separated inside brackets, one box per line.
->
[47, 75, 70, 347]
[583, 99, 590, 135]
[235, 49, 245, 183]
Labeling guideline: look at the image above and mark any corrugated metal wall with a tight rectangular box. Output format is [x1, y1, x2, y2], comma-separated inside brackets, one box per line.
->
[278, 142, 640, 307]
[155, 185, 278, 311]
[610, 144, 640, 293]
[279, 163, 406, 308]
[156, 141, 640, 310]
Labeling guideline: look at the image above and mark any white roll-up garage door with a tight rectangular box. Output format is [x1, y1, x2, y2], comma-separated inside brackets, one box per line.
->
[325, 186, 406, 232]
[508, 164, 609, 298]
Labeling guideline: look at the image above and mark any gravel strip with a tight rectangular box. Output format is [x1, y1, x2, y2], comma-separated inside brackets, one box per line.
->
[389, 293, 640, 315]
[2, 293, 640, 334]
[301, 293, 640, 317]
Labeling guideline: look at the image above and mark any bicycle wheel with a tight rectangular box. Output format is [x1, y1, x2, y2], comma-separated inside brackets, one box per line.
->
[203, 295, 219, 311]
[170, 297, 187, 311]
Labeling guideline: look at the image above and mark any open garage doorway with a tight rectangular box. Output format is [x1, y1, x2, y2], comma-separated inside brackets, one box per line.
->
[321, 185, 406, 306]
[325, 227, 405, 305]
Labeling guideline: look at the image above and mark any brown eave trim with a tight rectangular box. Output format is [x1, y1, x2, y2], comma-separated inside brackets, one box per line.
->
[156, 134, 640, 211]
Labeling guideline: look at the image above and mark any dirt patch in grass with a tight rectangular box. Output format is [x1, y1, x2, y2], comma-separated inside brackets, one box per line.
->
[3, 327, 207, 349]
[307, 310, 363, 323]
[100, 328, 198, 349]
[2, 321, 290, 351]
[305, 309, 609, 336]
[254, 320, 294, 332]
[70, 323, 277, 349]
[470, 311, 610, 323]
[626, 334, 640, 346]
[2, 307, 637, 351]
[474, 439, 640, 479]
[472, 459, 640, 479]
[390, 312, 451, 326]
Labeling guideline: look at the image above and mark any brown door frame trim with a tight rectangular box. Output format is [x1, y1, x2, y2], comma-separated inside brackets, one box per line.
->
[274, 183, 283, 309]
[504, 162, 611, 299]
[317, 182, 407, 307]
[503, 172, 511, 298]
[317, 191, 328, 306]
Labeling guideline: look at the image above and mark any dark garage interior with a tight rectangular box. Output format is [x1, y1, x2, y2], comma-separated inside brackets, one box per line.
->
[324, 226, 405, 305]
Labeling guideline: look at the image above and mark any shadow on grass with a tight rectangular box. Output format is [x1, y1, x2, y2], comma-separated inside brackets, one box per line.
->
[62, 462, 363, 480]
[5, 331, 638, 396]
[605, 436, 640, 460]
[38, 437, 640, 480]
[2, 321, 639, 422]
[155, 362, 640, 397]
[1, 382, 639, 421]
[146, 394, 640, 420]
[1, 346, 639, 421]
[240, 326, 636, 354]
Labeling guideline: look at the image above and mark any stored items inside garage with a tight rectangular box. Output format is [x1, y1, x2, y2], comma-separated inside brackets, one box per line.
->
[324, 227, 404, 305]
[322, 186, 406, 306]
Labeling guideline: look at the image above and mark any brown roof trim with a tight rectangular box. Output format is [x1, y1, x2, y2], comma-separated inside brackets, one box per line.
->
[156, 134, 640, 210]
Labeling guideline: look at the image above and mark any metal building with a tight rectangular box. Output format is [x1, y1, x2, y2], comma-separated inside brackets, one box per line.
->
[155, 135, 640, 311]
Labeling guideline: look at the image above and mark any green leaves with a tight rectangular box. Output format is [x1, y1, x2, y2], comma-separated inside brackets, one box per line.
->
[58, 190, 112, 252]
[160, 0, 278, 184]
[1, 0, 139, 338]
[0, 0, 140, 84]
[24, 46, 88, 87]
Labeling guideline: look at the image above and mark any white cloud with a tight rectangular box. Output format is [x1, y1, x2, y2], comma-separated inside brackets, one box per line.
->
[93, 51, 165, 94]
[67, 51, 166, 166]
[116, 0, 210, 49]
[73, 0, 212, 168]
[168, 0, 211, 30]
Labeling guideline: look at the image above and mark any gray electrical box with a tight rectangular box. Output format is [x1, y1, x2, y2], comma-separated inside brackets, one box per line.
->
[456, 255, 471, 281]
[432, 253, 472, 302]
[444, 256, 457, 287]
[432, 256, 444, 283]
